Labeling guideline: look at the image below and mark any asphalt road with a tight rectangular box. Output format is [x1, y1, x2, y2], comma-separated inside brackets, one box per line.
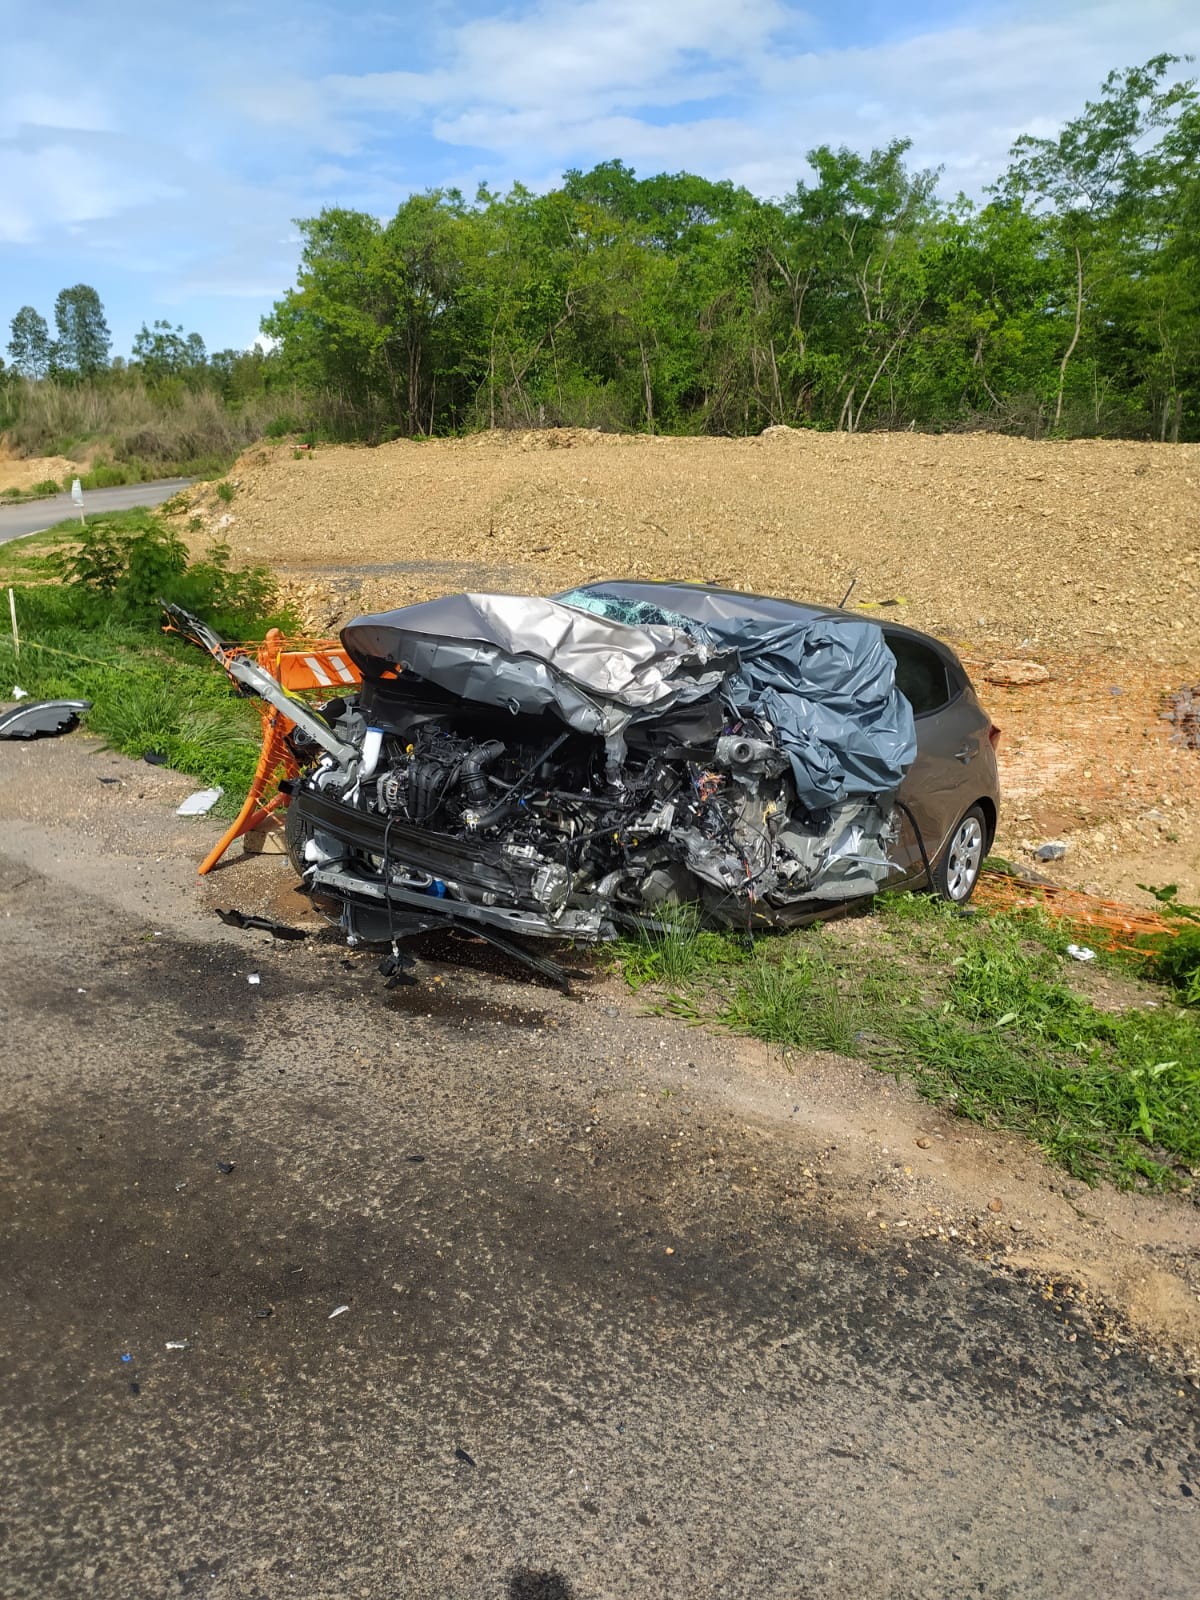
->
[0, 744, 1197, 1599]
[0, 478, 191, 543]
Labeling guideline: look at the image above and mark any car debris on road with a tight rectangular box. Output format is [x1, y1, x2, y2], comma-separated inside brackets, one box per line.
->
[0, 698, 91, 740]
[214, 908, 308, 940]
[177, 787, 224, 816]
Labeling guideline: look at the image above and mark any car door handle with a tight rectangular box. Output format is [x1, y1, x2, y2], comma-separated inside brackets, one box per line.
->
[954, 744, 975, 763]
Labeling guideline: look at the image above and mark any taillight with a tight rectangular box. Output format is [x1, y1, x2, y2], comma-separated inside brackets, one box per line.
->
[987, 724, 1002, 751]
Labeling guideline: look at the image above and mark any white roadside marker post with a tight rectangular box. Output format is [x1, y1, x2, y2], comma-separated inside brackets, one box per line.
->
[71, 477, 85, 527]
[7, 586, 17, 659]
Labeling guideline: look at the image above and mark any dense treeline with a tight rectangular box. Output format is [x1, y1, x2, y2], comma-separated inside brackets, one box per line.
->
[3, 54, 1198, 467]
[263, 56, 1200, 443]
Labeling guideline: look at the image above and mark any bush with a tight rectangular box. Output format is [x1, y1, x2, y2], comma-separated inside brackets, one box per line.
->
[0, 374, 310, 478]
[264, 412, 305, 438]
[52, 510, 285, 636]
[215, 479, 235, 502]
[81, 460, 131, 489]
[31, 478, 61, 495]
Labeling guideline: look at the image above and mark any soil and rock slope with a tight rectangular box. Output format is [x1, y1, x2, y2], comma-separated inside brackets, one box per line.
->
[174, 428, 1200, 902]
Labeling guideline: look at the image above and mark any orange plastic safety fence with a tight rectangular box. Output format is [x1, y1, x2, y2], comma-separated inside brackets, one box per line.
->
[974, 870, 1179, 952]
[196, 626, 361, 875]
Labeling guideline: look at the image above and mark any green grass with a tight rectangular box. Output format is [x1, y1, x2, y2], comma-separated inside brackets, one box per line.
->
[0, 512, 288, 816]
[0, 478, 62, 503]
[617, 904, 749, 991]
[616, 894, 1200, 1194]
[1, 588, 260, 816]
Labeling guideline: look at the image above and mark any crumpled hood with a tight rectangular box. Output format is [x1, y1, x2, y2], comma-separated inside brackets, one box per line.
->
[340, 592, 734, 738]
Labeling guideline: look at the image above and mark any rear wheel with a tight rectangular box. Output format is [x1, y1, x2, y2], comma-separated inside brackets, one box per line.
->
[931, 805, 986, 903]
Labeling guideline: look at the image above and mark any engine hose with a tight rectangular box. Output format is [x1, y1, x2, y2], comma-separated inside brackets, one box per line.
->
[894, 798, 934, 886]
[459, 740, 505, 806]
[470, 732, 571, 831]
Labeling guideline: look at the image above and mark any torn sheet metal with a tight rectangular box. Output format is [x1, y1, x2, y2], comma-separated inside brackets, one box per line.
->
[340, 592, 735, 741]
[0, 699, 91, 739]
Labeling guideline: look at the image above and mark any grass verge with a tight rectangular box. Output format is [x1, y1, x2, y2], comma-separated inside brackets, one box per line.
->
[615, 895, 1200, 1194]
[0, 513, 288, 817]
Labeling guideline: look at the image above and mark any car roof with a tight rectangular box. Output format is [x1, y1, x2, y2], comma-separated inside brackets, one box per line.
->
[565, 580, 966, 670]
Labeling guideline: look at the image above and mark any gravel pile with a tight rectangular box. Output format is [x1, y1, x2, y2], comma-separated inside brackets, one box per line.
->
[176, 426, 1200, 666]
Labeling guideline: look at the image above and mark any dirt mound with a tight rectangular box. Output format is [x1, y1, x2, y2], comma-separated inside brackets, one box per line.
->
[176, 428, 1200, 668]
[0, 445, 85, 493]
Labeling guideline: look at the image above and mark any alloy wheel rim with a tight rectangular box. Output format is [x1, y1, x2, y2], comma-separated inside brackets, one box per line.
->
[946, 816, 983, 900]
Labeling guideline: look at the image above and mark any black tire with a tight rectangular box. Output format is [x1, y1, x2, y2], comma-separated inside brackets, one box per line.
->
[930, 804, 987, 903]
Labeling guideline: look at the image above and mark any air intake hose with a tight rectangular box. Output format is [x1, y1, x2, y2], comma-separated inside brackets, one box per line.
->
[459, 741, 505, 806]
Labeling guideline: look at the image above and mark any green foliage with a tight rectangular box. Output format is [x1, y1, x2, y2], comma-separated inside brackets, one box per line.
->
[0, 372, 305, 480]
[131, 319, 207, 381]
[80, 460, 131, 489]
[215, 479, 235, 502]
[0, 583, 260, 810]
[53, 284, 111, 377]
[4, 57, 1197, 452]
[616, 896, 1200, 1192]
[252, 57, 1199, 443]
[52, 509, 281, 635]
[8, 306, 52, 379]
[1136, 885, 1200, 1005]
[0, 512, 295, 807]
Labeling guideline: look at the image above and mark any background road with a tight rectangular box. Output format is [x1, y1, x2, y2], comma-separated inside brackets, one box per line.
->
[0, 740, 1196, 1600]
[0, 478, 191, 544]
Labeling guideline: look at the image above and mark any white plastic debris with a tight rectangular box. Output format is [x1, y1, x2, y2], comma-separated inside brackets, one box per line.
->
[247, 973, 261, 986]
[11, 685, 28, 699]
[165, 1340, 190, 1350]
[177, 787, 224, 816]
[328, 1304, 349, 1319]
[1066, 944, 1097, 963]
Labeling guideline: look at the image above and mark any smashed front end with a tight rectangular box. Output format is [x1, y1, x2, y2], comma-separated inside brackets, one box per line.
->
[282, 591, 917, 967]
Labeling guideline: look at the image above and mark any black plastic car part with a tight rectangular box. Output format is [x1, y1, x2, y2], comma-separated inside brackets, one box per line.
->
[0, 699, 91, 740]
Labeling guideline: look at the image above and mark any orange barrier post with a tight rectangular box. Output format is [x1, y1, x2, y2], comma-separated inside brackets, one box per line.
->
[197, 627, 361, 875]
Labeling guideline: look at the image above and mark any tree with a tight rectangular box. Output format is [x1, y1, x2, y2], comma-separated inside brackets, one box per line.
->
[132, 319, 207, 380]
[778, 140, 939, 431]
[53, 284, 111, 376]
[7, 306, 52, 379]
[999, 55, 1196, 427]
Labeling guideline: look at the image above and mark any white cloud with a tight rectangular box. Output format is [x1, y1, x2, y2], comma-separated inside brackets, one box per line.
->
[307, 0, 1200, 197]
[0, 136, 181, 246]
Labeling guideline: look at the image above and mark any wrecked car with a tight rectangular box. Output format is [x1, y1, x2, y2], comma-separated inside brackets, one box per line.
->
[179, 580, 998, 978]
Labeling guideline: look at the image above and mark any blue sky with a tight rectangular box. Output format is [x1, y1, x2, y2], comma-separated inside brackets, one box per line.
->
[2, 0, 1196, 359]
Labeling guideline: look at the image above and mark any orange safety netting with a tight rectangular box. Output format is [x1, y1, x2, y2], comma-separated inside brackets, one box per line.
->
[974, 869, 1179, 952]
[194, 626, 361, 875]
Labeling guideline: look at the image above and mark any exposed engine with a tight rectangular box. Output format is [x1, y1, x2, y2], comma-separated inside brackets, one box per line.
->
[288, 671, 897, 948]
[161, 591, 916, 977]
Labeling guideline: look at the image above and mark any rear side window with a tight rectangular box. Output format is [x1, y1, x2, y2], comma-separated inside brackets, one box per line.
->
[886, 634, 953, 716]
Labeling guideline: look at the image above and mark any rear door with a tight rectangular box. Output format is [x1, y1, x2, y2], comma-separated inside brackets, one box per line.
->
[884, 632, 991, 884]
